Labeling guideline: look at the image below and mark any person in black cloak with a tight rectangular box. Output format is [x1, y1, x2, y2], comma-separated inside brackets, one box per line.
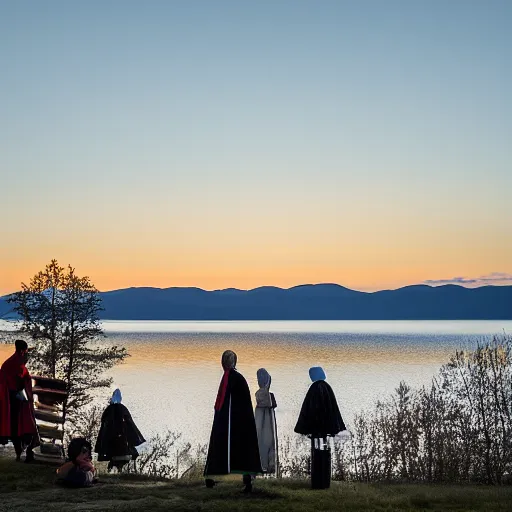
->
[95, 389, 146, 471]
[294, 367, 345, 489]
[204, 350, 262, 492]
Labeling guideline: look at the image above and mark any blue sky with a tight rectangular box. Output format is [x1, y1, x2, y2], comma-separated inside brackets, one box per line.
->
[1, 0, 511, 293]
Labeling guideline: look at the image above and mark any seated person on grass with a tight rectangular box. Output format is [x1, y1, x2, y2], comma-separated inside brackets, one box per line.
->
[56, 438, 97, 487]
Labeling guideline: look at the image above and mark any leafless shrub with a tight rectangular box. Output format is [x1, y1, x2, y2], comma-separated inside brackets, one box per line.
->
[179, 443, 208, 480]
[66, 404, 104, 445]
[332, 334, 512, 484]
[123, 430, 207, 479]
[278, 436, 310, 479]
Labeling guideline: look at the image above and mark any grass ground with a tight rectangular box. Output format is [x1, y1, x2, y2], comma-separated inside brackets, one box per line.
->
[1, 456, 511, 511]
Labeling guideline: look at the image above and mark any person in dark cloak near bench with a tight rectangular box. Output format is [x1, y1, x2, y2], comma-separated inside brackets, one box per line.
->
[294, 366, 345, 489]
[0, 340, 39, 462]
[204, 350, 262, 493]
[95, 389, 146, 471]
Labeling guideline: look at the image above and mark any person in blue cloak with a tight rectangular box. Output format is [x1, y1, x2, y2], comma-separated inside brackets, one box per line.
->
[95, 389, 146, 471]
[294, 366, 345, 489]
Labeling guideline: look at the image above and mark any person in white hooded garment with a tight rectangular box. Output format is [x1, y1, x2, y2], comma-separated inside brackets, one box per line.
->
[254, 368, 278, 475]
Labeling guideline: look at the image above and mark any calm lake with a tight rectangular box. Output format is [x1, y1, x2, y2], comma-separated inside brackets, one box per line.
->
[105, 320, 511, 445]
[2, 320, 511, 446]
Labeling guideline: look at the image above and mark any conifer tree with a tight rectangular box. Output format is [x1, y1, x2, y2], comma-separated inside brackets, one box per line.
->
[8, 260, 128, 427]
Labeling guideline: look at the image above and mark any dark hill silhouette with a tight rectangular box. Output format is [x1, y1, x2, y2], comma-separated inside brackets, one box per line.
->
[1, 284, 511, 320]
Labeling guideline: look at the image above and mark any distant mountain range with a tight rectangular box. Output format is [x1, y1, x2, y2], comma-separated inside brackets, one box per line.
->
[1, 284, 511, 320]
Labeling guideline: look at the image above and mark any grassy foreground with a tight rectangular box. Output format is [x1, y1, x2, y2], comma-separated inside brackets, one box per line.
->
[1, 457, 511, 512]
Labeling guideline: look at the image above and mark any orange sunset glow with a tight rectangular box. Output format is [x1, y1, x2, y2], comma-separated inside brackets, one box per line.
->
[1, 1, 511, 296]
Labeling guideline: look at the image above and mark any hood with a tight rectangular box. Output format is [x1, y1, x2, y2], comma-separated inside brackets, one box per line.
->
[257, 368, 271, 389]
[111, 389, 122, 404]
[309, 366, 326, 382]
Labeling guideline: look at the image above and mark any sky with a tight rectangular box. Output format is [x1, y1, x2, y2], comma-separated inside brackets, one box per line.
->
[1, 0, 511, 294]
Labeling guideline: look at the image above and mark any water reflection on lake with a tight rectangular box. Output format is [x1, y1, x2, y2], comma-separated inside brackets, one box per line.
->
[104, 320, 510, 444]
[1, 320, 510, 445]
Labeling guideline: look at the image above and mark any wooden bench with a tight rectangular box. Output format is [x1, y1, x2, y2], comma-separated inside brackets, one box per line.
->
[32, 387, 68, 406]
[38, 425, 65, 441]
[35, 409, 65, 425]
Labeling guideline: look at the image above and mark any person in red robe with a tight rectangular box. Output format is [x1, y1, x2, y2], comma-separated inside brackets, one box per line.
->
[0, 340, 39, 461]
